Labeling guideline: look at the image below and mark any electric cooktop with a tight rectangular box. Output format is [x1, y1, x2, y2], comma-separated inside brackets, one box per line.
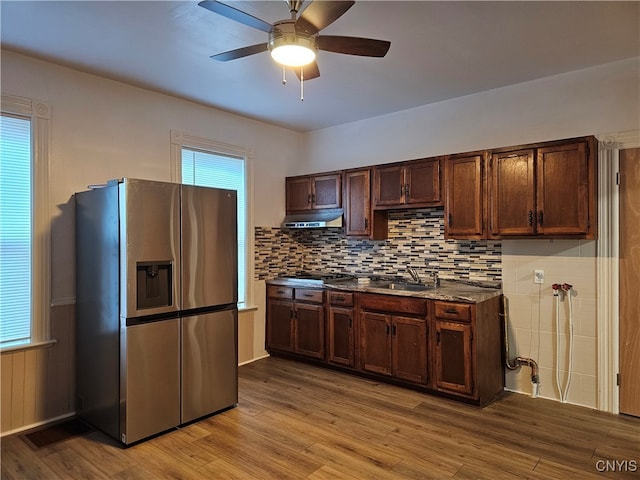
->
[276, 271, 355, 285]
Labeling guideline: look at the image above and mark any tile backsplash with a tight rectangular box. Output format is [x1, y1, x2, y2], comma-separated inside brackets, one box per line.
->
[255, 208, 502, 282]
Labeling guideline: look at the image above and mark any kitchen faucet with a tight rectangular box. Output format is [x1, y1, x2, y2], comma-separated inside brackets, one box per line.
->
[407, 265, 421, 283]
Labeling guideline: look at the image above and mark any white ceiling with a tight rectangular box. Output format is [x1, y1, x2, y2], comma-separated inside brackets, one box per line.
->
[1, 1, 639, 132]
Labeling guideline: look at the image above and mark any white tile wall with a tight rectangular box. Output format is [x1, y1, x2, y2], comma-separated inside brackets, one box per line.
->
[502, 238, 598, 408]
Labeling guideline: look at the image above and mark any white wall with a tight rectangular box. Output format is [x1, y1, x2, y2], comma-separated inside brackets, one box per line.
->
[302, 57, 639, 172]
[300, 57, 640, 409]
[502, 239, 598, 406]
[2, 50, 300, 302]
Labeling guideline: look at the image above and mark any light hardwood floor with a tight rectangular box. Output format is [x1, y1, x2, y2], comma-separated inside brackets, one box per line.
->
[2, 356, 639, 479]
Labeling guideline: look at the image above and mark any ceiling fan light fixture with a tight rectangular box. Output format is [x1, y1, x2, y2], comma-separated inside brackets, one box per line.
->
[269, 20, 317, 67]
[271, 43, 316, 67]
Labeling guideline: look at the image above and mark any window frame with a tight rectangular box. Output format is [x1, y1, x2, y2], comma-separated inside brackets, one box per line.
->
[170, 130, 254, 309]
[1, 94, 52, 351]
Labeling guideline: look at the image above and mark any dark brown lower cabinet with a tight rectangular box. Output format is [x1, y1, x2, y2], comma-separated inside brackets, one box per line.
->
[266, 283, 503, 406]
[266, 296, 294, 352]
[328, 305, 355, 367]
[266, 285, 325, 360]
[393, 316, 428, 384]
[359, 294, 429, 386]
[434, 320, 473, 395]
[295, 303, 324, 359]
[360, 312, 392, 376]
[432, 299, 503, 404]
[327, 290, 355, 367]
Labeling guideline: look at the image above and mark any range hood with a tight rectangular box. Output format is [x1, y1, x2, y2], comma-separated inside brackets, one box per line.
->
[282, 208, 343, 228]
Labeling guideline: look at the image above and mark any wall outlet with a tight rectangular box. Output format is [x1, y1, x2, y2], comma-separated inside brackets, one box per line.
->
[534, 269, 545, 284]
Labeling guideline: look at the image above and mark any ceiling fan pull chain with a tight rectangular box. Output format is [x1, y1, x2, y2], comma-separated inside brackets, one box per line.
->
[300, 67, 304, 101]
[282, 65, 287, 85]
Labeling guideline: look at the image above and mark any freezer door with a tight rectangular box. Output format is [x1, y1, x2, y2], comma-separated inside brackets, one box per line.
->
[121, 318, 181, 444]
[120, 179, 181, 318]
[181, 309, 238, 423]
[181, 185, 237, 310]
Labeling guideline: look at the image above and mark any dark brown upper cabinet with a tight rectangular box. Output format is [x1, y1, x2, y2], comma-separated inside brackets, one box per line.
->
[344, 168, 388, 240]
[286, 173, 341, 213]
[490, 149, 536, 236]
[373, 157, 442, 209]
[444, 152, 487, 240]
[489, 136, 597, 239]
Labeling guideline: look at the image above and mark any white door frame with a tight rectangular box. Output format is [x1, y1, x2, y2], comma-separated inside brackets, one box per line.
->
[596, 130, 640, 413]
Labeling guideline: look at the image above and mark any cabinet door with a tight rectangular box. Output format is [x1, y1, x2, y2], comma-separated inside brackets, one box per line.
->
[536, 141, 590, 236]
[392, 316, 428, 384]
[445, 154, 485, 239]
[344, 169, 371, 236]
[286, 177, 312, 212]
[360, 311, 392, 375]
[434, 320, 473, 395]
[267, 299, 294, 352]
[312, 174, 341, 209]
[490, 150, 535, 236]
[294, 303, 325, 359]
[328, 306, 354, 367]
[374, 165, 405, 207]
[406, 158, 441, 205]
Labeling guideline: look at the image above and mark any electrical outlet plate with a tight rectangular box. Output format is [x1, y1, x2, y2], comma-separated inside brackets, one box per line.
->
[534, 269, 544, 284]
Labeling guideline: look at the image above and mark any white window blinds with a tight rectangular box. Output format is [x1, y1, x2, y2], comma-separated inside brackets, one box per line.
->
[181, 148, 246, 306]
[0, 114, 32, 347]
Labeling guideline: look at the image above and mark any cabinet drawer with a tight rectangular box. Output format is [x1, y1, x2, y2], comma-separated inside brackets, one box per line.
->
[434, 301, 471, 322]
[295, 288, 324, 303]
[360, 294, 427, 316]
[328, 291, 354, 306]
[267, 285, 293, 300]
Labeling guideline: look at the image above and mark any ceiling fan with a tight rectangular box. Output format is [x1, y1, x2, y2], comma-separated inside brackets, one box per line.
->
[198, 0, 391, 83]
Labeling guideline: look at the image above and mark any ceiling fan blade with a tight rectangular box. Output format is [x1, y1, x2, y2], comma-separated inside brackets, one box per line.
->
[198, 1, 272, 33]
[294, 61, 320, 81]
[296, 1, 355, 35]
[210, 43, 268, 62]
[317, 35, 390, 57]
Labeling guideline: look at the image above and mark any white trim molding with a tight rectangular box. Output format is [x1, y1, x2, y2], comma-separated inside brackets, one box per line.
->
[596, 130, 640, 413]
[1, 93, 52, 347]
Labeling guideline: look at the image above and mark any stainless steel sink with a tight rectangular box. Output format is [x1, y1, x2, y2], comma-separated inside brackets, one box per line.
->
[386, 282, 435, 291]
[368, 280, 435, 291]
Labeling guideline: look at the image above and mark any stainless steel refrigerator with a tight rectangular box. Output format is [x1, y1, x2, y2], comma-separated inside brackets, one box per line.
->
[75, 178, 238, 445]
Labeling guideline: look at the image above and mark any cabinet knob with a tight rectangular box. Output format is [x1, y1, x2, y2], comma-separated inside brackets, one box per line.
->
[528, 210, 534, 226]
[538, 211, 544, 226]
[445, 308, 458, 314]
[436, 331, 441, 345]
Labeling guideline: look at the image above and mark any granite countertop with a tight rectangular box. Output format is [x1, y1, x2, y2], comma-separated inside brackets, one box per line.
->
[267, 277, 502, 304]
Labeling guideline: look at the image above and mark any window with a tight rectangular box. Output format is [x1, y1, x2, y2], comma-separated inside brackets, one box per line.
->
[0, 94, 51, 350]
[171, 132, 253, 308]
[1, 115, 31, 346]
